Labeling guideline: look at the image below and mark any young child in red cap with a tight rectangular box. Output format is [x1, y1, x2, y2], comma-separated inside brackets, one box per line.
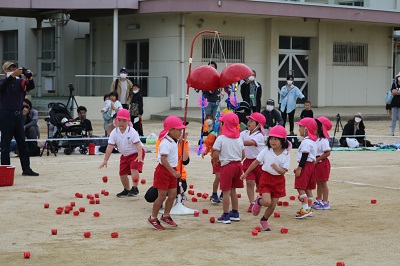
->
[212, 113, 244, 224]
[240, 125, 291, 231]
[240, 112, 266, 212]
[294, 117, 317, 219]
[148, 116, 187, 230]
[312, 116, 332, 210]
[99, 109, 145, 197]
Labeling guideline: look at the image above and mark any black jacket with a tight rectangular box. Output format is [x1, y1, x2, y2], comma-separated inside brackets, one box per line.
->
[240, 81, 262, 112]
[340, 119, 366, 146]
[261, 109, 284, 129]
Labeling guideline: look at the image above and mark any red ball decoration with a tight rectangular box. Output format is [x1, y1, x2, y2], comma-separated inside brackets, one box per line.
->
[187, 65, 220, 91]
[219, 63, 253, 88]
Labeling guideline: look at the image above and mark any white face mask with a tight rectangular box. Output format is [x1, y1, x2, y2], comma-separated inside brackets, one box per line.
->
[354, 117, 362, 123]
[249, 75, 255, 81]
[266, 105, 274, 111]
[133, 90, 139, 94]
[205, 119, 213, 126]
[6, 72, 13, 77]
[287, 80, 293, 85]
[120, 73, 127, 79]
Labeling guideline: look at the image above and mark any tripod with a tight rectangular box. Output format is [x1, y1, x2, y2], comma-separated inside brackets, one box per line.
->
[331, 113, 344, 148]
[40, 116, 57, 157]
[66, 83, 79, 116]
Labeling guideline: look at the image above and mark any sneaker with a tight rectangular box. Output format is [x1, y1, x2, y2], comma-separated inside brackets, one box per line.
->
[128, 186, 139, 196]
[160, 215, 177, 227]
[148, 216, 165, 230]
[252, 196, 262, 216]
[390, 133, 394, 136]
[219, 193, 223, 201]
[311, 201, 322, 209]
[22, 169, 39, 176]
[260, 219, 271, 231]
[322, 201, 330, 210]
[295, 208, 313, 219]
[228, 211, 240, 221]
[217, 213, 231, 224]
[247, 203, 254, 212]
[211, 194, 221, 204]
[116, 189, 130, 197]
[9, 151, 18, 157]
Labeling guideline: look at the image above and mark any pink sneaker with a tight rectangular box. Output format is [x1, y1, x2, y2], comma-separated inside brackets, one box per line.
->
[260, 219, 271, 231]
[148, 216, 165, 230]
[252, 196, 262, 216]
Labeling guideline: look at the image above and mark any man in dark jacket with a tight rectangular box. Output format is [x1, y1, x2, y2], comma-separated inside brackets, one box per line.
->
[240, 70, 262, 113]
[261, 99, 284, 135]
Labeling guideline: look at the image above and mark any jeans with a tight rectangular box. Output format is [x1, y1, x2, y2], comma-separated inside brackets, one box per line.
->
[204, 101, 219, 119]
[391, 107, 400, 134]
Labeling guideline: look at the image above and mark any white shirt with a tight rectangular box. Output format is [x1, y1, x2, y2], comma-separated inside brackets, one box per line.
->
[297, 137, 317, 163]
[157, 135, 178, 167]
[257, 147, 290, 175]
[108, 126, 143, 156]
[102, 99, 111, 112]
[213, 135, 244, 166]
[240, 130, 265, 159]
[316, 138, 330, 158]
[106, 100, 122, 117]
[119, 80, 128, 104]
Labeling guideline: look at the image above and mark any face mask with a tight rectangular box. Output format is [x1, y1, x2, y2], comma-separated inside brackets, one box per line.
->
[205, 119, 213, 126]
[287, 80, 293, 85]
[249, 76, 255, 81]
[120, 73, 127, 79]
[133, 90, 139, 94]
[354, 117, 362, 123]
[6, 72, 13, 77]
[266, 105, 274, 111]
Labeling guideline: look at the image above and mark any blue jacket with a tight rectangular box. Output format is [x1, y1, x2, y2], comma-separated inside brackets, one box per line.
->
[279, 84, 304, 113]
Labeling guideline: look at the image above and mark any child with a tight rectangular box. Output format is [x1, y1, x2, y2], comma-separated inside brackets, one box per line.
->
[103, 91, 123, 136]
[312, 116, 332, 210]
[294, 117, 317, 219]
[240, 125, 290, 231]
[101, 93, 111, 135]
[148, 116, 187, 230]
[300, 100, 314, 119]
[212, 113, 244, 224]
[240, 112, 266, 212]
[98, 109, 145, 197]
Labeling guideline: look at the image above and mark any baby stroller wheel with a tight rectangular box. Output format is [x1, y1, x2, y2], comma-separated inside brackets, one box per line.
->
[64, 148, 72, 155]
[80, 147, 88, 154]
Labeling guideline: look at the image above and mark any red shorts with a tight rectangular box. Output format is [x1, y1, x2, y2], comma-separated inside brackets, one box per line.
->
[259, 172, 286, 198]
[294, 162, 316, 190]
[211, 159, 221, 174]
[119, 149, 145, 176]
[219, 161, 244, 191]
[242, 158, 262, 185]
[315, 158, 330, 182]
[153, 164, 178, 190]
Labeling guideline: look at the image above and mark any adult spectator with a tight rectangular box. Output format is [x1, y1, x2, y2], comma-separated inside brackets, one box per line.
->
[240, 70, 262, 113]
[22, 98, 40, 156]
[279, 75, 305, 136]
[76, 106, 93, 137]
[339, 113, 372, 147]
[260, 99, 283, 136]
[110, 67, 133, 109]
[389, 73, 400, 136]
[128, 83, 144, 136]
[203, 61, 220, 119]
[0, 61, 39, 176]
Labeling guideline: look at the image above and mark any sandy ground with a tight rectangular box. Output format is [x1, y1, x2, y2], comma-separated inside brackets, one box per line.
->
[1, 119, 400, 265]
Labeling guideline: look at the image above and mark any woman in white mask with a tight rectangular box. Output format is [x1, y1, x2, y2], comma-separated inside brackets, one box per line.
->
[240, 70, 262, 113]
[279, 75, 305, 136]
[260, 99, 284, 136]
[339, 113, 373, 147]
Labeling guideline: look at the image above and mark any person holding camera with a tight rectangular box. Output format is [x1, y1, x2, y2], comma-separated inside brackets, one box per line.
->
[0, 61, 39, 176]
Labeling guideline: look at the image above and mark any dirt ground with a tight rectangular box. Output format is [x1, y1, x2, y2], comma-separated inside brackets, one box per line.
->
[1, 119, 400, 265]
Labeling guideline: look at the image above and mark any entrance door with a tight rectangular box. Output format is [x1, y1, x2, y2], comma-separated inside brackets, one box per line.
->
[126, 40, 149, 96]
[278, 36, 310, 105]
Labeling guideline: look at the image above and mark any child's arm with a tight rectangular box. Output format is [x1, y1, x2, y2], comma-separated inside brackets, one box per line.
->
[240, 159, 260, 180]
[315, 150, 330, 163]
[270, 163, 287, 175]
[211, 149, 220, 166]
[160, 155, 180, 178]
[243, 139, 256, 146]
[201, 134, 216, 158]
[98, 144, 115, 169]
[295, 152, 309, 177]
[134, 142, 143, 162]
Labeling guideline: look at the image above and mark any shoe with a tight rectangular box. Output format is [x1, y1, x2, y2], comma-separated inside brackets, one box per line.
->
[228, 210, 240, 221]
[260, 219, 271, 231]
[217, 213, 231, 224]
[295, 208, 313, 219]
[322, 201, 330, 210]
[211, 194, 221, 204]
[116, 189, 130, 197]
[252, 196, 262, 216]
[390, 133, 394, 136]
[128, 186, 139, 197]
[247, 203, 254, 212]
[9, 151, 18, 157]
[160, 215, 177, 227]
[311, 200, 322, 209]
[219, 193, 223, 201]
[148, 216, 165, 230]
[22, 169, 39, 176]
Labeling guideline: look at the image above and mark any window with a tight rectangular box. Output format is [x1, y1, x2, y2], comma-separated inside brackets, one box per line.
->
[338, 0, 364, 7]
[42, 27, 55, 72]
[202, 35, 244, 63]
[333, 42, 368, 66]
[3, 30, 18, 62]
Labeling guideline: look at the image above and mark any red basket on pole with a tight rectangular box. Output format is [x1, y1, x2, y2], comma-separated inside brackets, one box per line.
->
[0, 165, 16, 187]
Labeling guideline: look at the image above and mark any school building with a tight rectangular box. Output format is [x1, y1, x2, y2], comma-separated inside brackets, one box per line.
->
[1, 0, 400, 119]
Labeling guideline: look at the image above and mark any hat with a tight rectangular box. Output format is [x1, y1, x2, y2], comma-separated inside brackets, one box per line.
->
[119, 67, 128, 73]
[2, 61, 16, 71]
[315, 116, 332, 139]
[296, 117, 317, 141]
[219, 113, 239, 138]
[266, 99, 275, 105]
[158, 116, 187, 140]
[396, 72, 400, 78]
[247, 112, 266, 134]
[113, 109, 133, 127]
[268, 125, 287, 139]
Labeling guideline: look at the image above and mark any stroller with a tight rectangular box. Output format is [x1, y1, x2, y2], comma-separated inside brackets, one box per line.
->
[235, 101, 251, 129]
[46, 102, 88, 155]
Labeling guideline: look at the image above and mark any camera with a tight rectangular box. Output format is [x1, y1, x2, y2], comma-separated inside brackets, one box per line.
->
[68, 83, 75, 94]
[336, 113, 341, 120]
[21, 67, 32, 79]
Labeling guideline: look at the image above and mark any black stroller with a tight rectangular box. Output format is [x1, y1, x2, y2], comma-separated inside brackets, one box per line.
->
[235, 101, 251, 127]
[46, 102, 88, 155]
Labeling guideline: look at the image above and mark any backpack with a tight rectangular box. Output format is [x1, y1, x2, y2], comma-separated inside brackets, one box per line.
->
[385, 90, 393, 105]
[114, 79, 119, 91]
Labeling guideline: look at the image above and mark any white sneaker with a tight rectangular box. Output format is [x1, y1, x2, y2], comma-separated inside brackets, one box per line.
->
[9, 151, 18, 157]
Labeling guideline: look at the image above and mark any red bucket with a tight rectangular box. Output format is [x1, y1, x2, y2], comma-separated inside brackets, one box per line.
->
[0, 165, 15, 187]
[88, 143, 95, 155]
